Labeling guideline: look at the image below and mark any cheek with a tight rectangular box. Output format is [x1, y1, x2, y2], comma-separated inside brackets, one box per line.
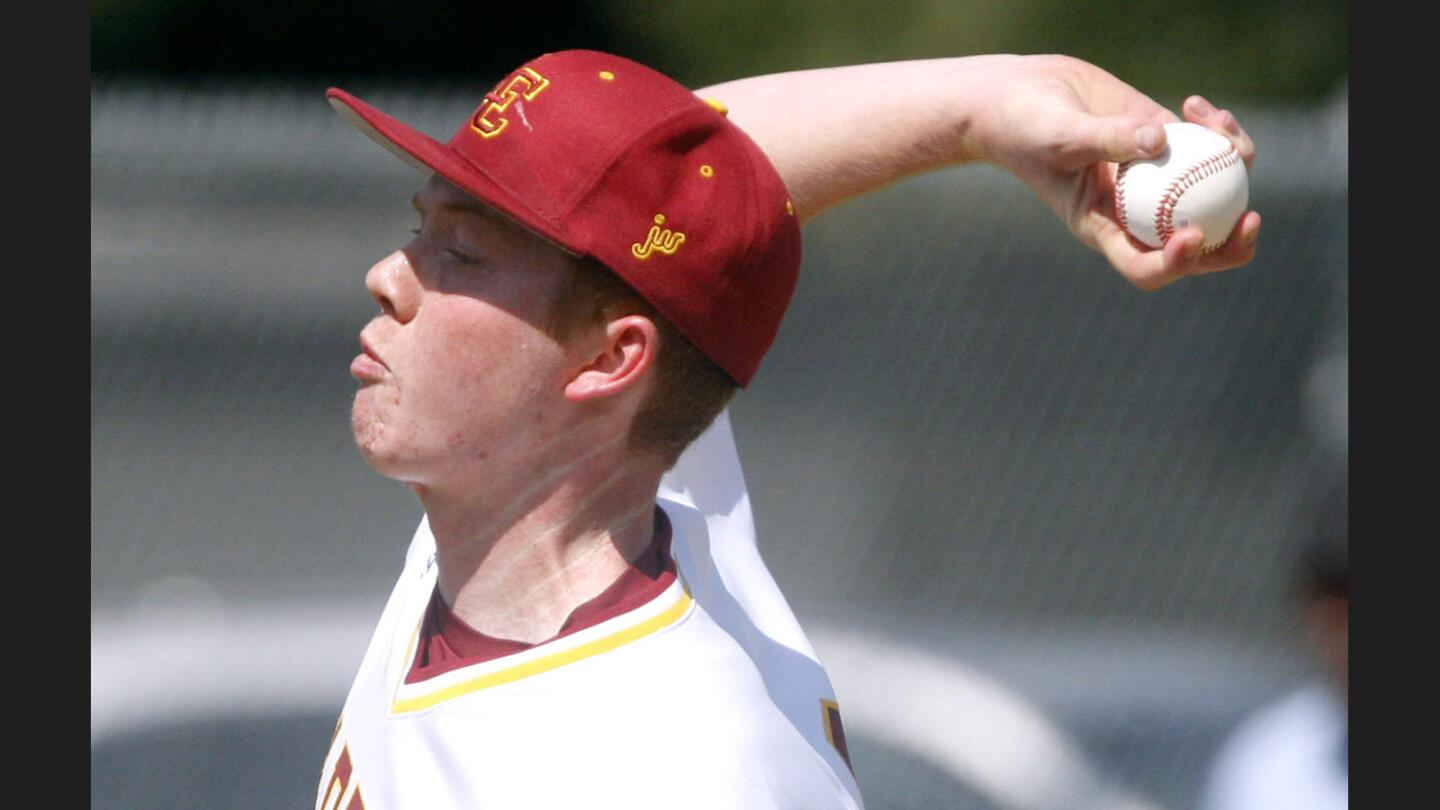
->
[408, 304, 565, 434]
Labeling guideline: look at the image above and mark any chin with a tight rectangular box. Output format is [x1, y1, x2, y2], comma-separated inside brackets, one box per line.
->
[351, 401, 439, 485]
[351, 398, 401, 474]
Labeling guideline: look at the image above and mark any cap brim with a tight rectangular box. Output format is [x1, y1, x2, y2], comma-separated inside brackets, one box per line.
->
[326, 88, 582, 256]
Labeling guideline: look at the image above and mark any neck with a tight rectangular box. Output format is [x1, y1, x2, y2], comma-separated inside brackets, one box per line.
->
[413, 439, 666, 645]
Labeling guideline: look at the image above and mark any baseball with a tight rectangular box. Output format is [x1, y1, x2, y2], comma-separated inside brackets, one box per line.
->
[1115, 122, 1248, 252]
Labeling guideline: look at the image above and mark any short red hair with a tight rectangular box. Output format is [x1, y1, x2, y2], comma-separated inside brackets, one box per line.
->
[545, 257, 737, 468]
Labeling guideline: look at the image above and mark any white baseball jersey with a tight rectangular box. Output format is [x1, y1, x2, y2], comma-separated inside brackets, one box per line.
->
[316, 410, 864, 809]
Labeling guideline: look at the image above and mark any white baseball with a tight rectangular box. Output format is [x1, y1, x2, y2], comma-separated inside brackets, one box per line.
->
[1115, 122, 1248, 252]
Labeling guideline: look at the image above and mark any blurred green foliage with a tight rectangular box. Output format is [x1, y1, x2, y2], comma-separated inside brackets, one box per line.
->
[93, 0, 1345, 104]
[90, 0, 635, 82]
[609, 0, 1347, 105]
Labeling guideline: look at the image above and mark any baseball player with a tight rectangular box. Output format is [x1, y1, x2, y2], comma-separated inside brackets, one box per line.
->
[1200, 478, 1347, 810]
[315, 49, 1259, 809]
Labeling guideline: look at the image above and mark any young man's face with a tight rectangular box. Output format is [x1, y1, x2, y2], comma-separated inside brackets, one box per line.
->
[350, 175, 579, 488]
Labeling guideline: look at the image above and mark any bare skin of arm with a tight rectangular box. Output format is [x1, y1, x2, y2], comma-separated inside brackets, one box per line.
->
[698, 53, 1261, 292]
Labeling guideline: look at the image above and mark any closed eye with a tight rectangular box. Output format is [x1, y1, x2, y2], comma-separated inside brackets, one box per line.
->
[446, 247, 486, 266]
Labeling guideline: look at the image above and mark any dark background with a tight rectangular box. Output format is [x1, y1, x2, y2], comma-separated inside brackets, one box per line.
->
[92, 0, 1346, 103]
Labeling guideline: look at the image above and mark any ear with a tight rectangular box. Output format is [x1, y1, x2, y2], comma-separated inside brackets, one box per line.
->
[563, 314, 659, 403]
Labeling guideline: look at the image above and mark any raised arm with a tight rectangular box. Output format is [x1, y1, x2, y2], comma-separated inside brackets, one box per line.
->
[698, 54, 1260, 292]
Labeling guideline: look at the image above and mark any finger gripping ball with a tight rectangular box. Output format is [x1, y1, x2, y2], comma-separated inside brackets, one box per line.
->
[1115, 122, 1248, 252]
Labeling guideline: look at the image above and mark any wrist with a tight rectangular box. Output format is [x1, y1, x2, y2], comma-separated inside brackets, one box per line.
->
[942, 54, 1048, 167]
[956, 53, 1082, 167]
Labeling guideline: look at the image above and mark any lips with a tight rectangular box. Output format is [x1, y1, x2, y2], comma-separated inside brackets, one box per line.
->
[352, 330, 390, 381]
[359, 333, 388, 369]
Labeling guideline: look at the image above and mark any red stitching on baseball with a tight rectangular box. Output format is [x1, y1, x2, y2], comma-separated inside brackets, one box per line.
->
[1114, 164, 1130, 232]
[1153, 146, 1241, 245]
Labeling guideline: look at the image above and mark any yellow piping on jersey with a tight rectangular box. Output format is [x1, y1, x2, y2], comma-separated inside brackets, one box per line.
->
[401, 624, 421, 676]
[391, 590, 694, 713]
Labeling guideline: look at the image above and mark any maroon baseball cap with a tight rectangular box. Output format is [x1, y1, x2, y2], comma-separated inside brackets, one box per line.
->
[327, 49, 801, 386]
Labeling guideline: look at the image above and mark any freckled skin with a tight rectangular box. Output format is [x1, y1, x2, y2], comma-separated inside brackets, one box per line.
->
[346, 168, 670, 648]
[351, 175, 580, 492]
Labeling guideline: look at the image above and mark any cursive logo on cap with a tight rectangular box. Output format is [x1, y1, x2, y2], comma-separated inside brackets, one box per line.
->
[631, 214, 686, 260]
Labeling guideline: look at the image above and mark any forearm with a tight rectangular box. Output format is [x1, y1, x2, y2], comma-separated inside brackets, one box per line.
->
[700, 54, 1258, 286]
[697, 55, 1030, 223]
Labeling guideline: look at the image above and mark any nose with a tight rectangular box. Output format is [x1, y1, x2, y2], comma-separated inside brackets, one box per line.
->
[365, 250, 421, 322]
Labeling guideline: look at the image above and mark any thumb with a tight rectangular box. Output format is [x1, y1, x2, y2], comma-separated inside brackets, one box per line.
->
[1073, 115, 1168, 164]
